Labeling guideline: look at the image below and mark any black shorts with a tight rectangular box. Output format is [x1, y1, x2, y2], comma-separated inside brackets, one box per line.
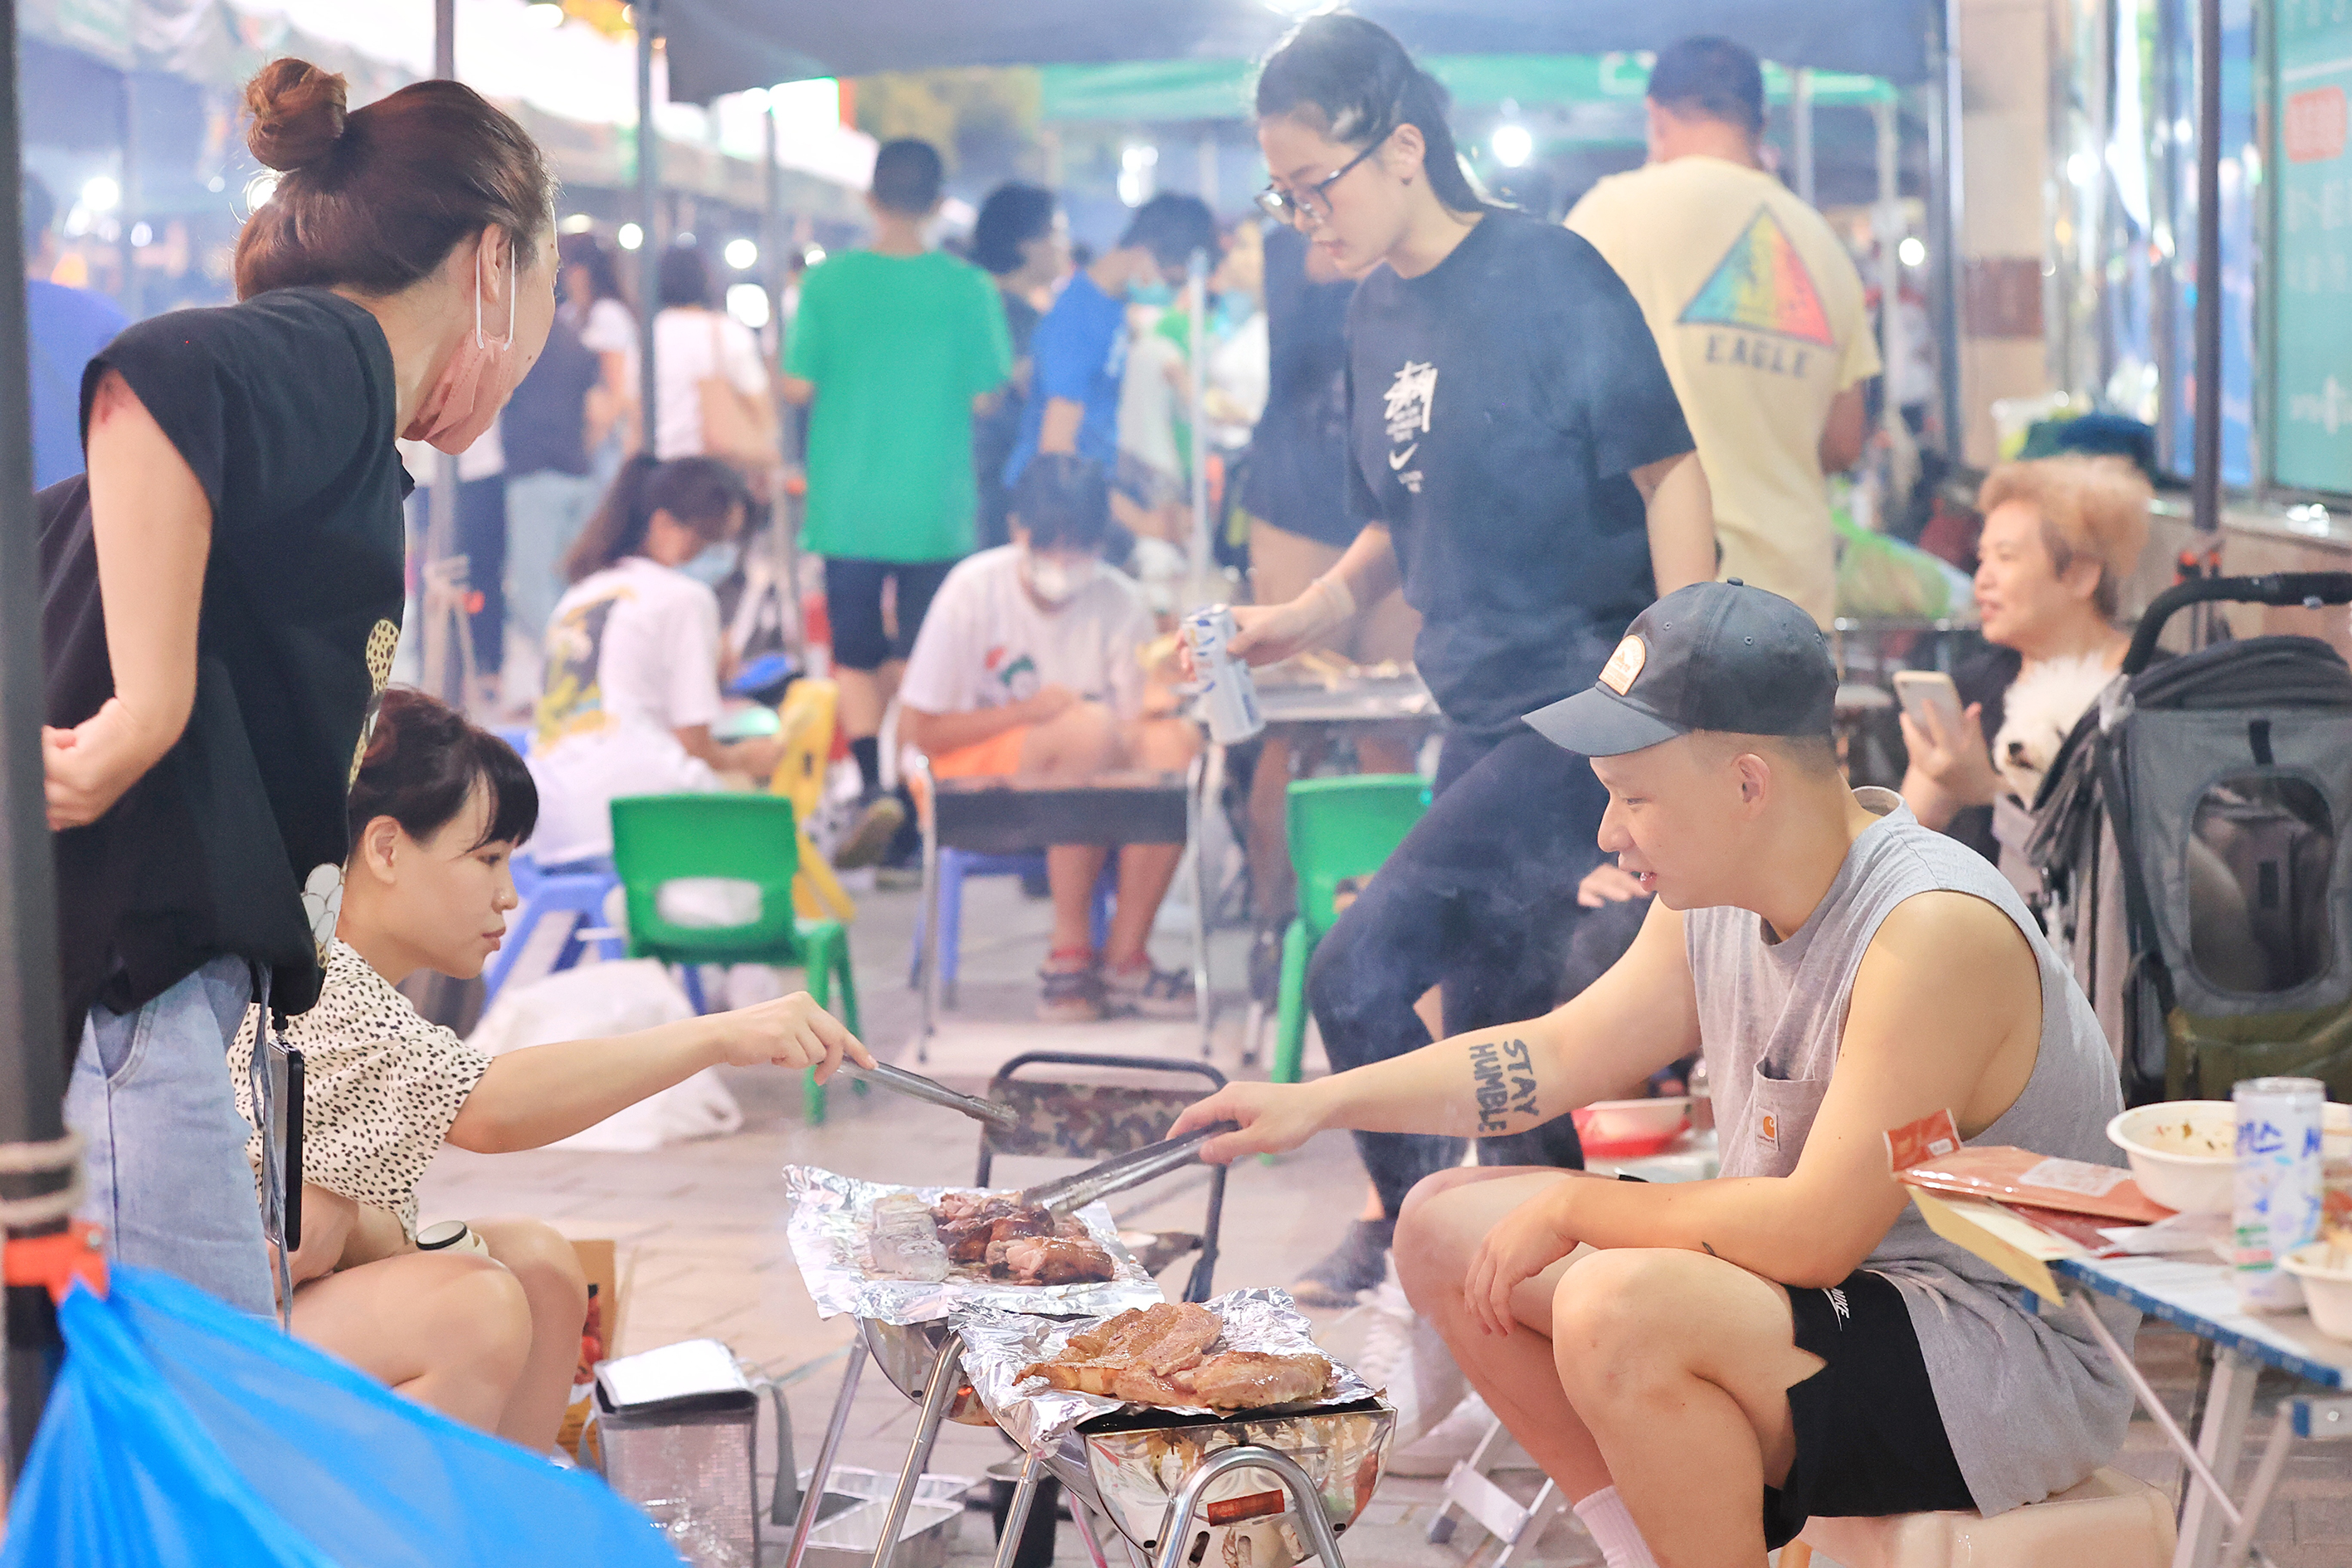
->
[1763, 1269, 1975, 1549]
[824, 557, 957, 671]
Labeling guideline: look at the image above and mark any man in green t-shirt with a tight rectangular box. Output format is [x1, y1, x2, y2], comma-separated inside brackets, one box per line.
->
[783, 139, 1014, 861]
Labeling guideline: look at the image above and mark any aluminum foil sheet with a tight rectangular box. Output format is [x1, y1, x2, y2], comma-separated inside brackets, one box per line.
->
[952, 1288, 1376, 1449]
[953, 1289, 1391, 1556]
[782, 1166, 1164, 1326]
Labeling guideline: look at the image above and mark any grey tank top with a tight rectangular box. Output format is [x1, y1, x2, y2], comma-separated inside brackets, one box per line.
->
[1686, 789, 2138, 1517]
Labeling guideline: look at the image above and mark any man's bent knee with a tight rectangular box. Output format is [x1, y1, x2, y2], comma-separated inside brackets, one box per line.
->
[1551, 1249, 1705, 1381]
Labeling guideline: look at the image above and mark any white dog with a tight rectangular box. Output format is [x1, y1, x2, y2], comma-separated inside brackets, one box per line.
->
[1992, 653, 2116, 805]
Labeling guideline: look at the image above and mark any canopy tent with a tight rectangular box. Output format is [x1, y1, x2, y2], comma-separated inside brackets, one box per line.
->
[1035, 54, 1897, 126]
[658, 0, 1940, 103]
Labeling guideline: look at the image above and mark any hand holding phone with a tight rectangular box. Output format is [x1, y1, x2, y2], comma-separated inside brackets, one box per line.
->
[1892, 671, 1964, 737]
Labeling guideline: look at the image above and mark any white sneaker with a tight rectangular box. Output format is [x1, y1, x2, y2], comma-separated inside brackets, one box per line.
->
[1385, 1391, 1493, 1478]
[1346, 1257, 1467, 1449]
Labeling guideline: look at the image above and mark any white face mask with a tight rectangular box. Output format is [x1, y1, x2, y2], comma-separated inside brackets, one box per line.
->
[1023, 546, 1096, 606]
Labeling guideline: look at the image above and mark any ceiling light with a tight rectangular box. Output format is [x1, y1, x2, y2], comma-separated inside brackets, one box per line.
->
[524, 1, 567, 29]
[80, 175, 120, 212]
[1491, 124, 1533, 168]
[724, 237, 759, 270]
[617, 222, 643, 251]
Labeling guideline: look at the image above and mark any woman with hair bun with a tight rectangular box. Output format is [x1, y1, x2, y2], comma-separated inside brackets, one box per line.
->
[43, 56, 558, 1312]
[1225, 13, 1714, 1309]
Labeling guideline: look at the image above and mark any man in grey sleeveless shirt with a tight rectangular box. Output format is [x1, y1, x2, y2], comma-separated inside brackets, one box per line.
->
[1175, 582, 2137, 1567]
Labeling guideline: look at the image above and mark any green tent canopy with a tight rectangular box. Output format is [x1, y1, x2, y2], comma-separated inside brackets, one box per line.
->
[1038, 53, 1894, 124]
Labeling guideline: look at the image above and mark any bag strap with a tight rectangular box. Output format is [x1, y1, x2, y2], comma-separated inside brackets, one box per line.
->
[246, 961, 302, 1332]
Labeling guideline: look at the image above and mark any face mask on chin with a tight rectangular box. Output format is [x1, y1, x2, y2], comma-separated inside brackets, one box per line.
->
[679, 538, 741, 587]
[1023, 545, 1096, 607]
[1127, 278, 1176, 309]
[402, 241, 521, 454]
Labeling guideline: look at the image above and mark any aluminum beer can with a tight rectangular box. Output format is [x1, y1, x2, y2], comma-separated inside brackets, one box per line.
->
[1183, 604, 1265, 744]
[2233, 1076, 2326, 1312]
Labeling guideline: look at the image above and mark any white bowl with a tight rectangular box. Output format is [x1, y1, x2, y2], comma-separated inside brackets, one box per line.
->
[2106, 1101, 2238, 1215]
[2281, 1243, 2352, 1341]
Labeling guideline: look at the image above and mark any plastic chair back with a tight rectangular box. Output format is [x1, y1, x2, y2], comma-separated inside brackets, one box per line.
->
[608, 793, 803, 964]
[1286, 775, 1430, 941]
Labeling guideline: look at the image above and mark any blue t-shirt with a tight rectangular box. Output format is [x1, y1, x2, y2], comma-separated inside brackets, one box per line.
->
[26, 278, 127, 489]
[1003, 270, 1126, 487]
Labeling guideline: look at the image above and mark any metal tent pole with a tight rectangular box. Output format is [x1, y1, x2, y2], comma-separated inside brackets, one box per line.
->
[2192, 0, 2223, 539]
[637, 2, 661, 455]
[1874, 97, 1906, 465]
[1791, 68, 1815, 207]
[423, 0, 464, 707]
[1928, 0, 1967, 463]
[1186, 246, 1210, 600]
[0, 0, 73, 1497]
[762, 95, 801, 659]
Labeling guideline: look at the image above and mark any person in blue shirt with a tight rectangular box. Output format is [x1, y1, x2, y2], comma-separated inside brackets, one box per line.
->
[1004, 192, 1217, 509]
[23, 173, 128, 490]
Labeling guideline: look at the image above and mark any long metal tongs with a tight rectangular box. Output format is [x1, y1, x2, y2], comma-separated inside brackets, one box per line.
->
[1015, 1122, 1237, 1215]
[843, 1059, 1020, 1129]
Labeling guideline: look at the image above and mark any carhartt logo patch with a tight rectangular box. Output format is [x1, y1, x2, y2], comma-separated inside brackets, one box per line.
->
[1758, 1112, 1780, 1150]
[1598, 635, 1648, 695]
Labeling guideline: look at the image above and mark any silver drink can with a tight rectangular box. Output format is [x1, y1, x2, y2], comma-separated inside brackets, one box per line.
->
[2233, 1076, 2326, 1312]
[1183, 604, 1265, 744]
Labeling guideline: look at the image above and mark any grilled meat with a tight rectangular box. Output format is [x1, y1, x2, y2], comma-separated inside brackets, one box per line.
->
[933, 1195, 1059, 1264]
[1172, 1351, 1332, 1410]
[987, 1234, 1118, 1284]
[1020, 1302, 1233, 1402]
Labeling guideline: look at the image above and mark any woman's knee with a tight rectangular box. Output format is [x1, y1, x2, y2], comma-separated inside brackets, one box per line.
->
[478, 1219, 588, 1316]
[424, 1254, 534, 1381]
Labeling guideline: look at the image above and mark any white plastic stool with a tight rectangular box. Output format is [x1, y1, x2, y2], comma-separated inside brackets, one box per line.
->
[1785, 1467, 2175, 1568]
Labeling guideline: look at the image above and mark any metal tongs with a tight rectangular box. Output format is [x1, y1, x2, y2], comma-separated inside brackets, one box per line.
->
[1015, 1121, 1238, 1215]
[843, 1059, 1019, 1129]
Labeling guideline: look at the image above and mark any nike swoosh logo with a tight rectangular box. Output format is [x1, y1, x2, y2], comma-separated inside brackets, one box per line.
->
[1389, 444, 1418, 470]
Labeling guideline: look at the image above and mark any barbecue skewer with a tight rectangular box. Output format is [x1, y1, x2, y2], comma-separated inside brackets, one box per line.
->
[1017, 1122, 1237, 1215]
[844, 1060, 1020, 1128]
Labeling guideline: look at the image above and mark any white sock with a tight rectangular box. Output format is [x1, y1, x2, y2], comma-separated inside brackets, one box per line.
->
[1572, 1487, 1659, 1568]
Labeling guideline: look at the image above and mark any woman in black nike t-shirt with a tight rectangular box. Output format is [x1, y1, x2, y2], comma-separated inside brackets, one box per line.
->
[42, 59, 558, 1312]
[1223, 14, 1714, 1308]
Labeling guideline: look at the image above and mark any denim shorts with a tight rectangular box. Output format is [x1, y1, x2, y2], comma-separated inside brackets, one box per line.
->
[64, 956, 275, 1314]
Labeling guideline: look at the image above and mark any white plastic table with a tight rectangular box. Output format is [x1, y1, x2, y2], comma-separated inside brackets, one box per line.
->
[2048, 1250, 2352, 1568]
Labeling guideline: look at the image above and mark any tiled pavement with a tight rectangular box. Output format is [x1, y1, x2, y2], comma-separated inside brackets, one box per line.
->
[416, 868, 2349, 1566]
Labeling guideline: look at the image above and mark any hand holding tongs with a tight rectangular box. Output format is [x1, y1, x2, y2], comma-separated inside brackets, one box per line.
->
[1015, 1122, 1238, 1215]
[842, 1059, 1019, 1129]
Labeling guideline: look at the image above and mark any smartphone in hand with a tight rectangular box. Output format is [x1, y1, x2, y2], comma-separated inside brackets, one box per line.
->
[1892, 670, 1965, 735]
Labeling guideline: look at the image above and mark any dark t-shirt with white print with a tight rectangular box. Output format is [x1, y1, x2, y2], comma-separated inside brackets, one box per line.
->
[1346, 210, 1694, 739]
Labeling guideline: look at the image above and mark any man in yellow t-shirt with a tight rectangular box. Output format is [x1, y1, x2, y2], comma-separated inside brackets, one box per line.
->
[1568, 37, 1878, 626]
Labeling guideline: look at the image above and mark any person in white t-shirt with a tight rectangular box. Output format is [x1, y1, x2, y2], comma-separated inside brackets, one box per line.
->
[899, 454, 1200, 1022]
[528, 456, 785, 864]
[650, 243, 773, 462]
[558, 231, 640, 482]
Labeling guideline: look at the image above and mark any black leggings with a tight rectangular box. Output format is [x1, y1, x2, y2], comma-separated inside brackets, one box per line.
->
[1305, 727, 1607, 1217]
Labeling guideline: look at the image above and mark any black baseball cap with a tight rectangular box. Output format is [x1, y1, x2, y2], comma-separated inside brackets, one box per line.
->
[1523, 580, 1835, 757]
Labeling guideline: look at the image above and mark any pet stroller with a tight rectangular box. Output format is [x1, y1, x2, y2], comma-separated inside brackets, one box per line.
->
[2024, 572, 2352, 1106]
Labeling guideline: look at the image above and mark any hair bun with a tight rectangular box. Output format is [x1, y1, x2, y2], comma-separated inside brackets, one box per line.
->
[244, 59, 349, 173]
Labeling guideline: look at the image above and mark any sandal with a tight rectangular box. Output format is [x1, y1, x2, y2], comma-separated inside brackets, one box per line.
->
[1037, 948, 1103, 1023]
[1101, 957, 1195, 1020]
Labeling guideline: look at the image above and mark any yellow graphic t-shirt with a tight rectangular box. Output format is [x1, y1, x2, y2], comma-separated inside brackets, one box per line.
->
[1569, 157, 1879, 626]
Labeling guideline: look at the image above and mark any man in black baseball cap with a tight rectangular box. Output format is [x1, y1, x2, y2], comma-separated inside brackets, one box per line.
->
[1171, 577, 2132, 1565]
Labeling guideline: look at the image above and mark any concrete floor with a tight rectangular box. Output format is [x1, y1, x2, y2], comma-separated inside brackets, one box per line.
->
[416, 865, 2350, 1567]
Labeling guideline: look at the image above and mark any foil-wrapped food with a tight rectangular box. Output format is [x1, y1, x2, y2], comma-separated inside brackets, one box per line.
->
[783, 1166, 1161, 1326]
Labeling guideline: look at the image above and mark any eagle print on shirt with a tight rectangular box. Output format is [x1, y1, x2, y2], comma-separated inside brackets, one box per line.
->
[1382, 360, 1437, 494]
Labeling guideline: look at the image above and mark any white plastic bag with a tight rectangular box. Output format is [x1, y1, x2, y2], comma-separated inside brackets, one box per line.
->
[465, 961, 743, 1152]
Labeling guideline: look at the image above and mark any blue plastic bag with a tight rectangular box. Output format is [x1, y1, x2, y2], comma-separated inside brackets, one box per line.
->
[2, 1265, 684, 1566]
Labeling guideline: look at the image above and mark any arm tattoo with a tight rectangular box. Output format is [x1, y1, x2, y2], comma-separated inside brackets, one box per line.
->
[1468, 1038, 1540, 1135]
[1702, 1241, 1720, 1258]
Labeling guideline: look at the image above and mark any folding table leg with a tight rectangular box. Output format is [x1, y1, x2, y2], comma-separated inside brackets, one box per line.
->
[872, 1334, 966, 1568]
[2175, 1346, 2257, 1568]
[914, 763, 941, 1063]
[780, 1338, 868, 1568]
[991, 1449, 1048, 1568]
[1189, 747, 1215, 1059]
[1068, 1488, 1115, 1568]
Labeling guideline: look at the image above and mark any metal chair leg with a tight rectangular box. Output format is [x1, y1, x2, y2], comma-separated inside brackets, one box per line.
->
[871, 1334, 965, 1568]
[1189, 748, 1214, 1059]
[780, 1338, 868, 1568]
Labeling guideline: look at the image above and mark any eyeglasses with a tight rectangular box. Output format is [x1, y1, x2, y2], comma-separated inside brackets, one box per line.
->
[1255, 137, 1384, 227]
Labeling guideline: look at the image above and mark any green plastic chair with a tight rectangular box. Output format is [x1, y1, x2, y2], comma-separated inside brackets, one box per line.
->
[607, 793, 859, 1125]
[1272, 775, 1432, 1083]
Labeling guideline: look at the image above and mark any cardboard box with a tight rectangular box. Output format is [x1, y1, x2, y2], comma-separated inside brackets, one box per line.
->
[570, 1238, 629, 1355]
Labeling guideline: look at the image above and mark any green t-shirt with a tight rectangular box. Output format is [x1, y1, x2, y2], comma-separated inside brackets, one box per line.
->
[786, 249, 1012, 562]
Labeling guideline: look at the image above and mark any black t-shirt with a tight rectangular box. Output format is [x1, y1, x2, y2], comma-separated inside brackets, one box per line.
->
[1346, 210, 1695, 738]
[1243, 225, 1357, 548]
[974, 285, 1041, 548]
[504, 311, 600, 477]
[42, 286, 408, 1046]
